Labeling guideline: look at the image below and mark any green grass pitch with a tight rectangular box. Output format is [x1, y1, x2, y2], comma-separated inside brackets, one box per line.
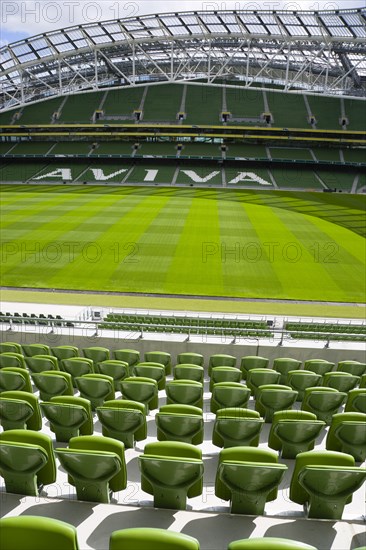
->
[1, 184, 365, 303]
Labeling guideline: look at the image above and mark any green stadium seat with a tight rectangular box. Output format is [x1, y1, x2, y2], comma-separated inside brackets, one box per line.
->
[337, 361, 366, 377]
[120, 376, 159, 412]
[166, 380, 203, 408]
[173, 364, 204, 383]
[109, 528, 200, 550]
[40, 395, 93, 442]
[25, 355, 59, 373]
[31, 371, 74, 401]
[75, 373, 114, 409]
[304, 359, 335, 377]
[133, 362, 166, 390]
[82, 346, 110, 366]
[22, 344, 51, 357]
[177, 352, 204, 366]
[210, 382, 251, 414]
[60, 358, 94, 386]
[0, 342, 22, 354]
[96, 399, 146, 447]
[145, 351, 172, 375]
[139, 441, 204, 510]
[208, 354, 236, 376]
[228, 538, 317, 550]
[0, 429, 56, 496]
[50, 345, 79, 365]
[96, 360, 129, 391]
[323, 371, 360, 392]
[240, 356, 269, 380]
[268, 410, 325, 458]
[0, 390, 42, 431]
[212, 408, 264, 448]
[287, 370, 323, 401]
[0, 353, 27, 370]
[255, 385, 298, 422]
[215, 446, 287, 515]
[273, 358, 302, 385]
[326, 412, 366, 462]
[290, 450, 366, 519]
[345, 389, 366, 413]
[209, 366, 241, 391]
[156, 404, 204, 445]
[0, 516, 79, 550]
[0, 367, 33, 393]
[246, 368, 281, 397]
[301, 387, 347, 424]
[113, 349, 140, 374]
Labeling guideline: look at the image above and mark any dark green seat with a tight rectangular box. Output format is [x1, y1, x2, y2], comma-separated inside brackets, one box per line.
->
[139, 441, 204, 510]
[0, 429, 56, 496]
[326, 412, 366, 462]
[50, 345, 79, 364]
[337, 360, 366, 377]
[0, 367, 32, 393]
[228, 538, 317, 550]
[96, 360, 129, 391]
[120, 376, 158, 412]
[212, 408, 264, 448]
[56, 435, 126, 503]
[240, 356, 269, 381]
[210, 382, 251, 414]
[25, 355, 59, 373]
[145, 351, 172, 375]
[113, 349, 140, 375]
[287, 370, 323, 401]
[40, 395, 93, 442]
[133, 362, 166, 390]
[165, 380, 203, 409]
[177, 352, 204, 366]
[246, 368, 280, 397]
[156, 404, 204, 445]
[22, 344, 50, 357]
[0, 342, 22, 354]
[273, 358, 302, 385]
[173, 364, 204, 383]
[268, 410, 325, 458]
[255, 384, 298, 422]
[210, 366, 241, 391]
[60, 358, 94, 386]
[323, 371, 360, 393]
[96, 399, 146, 448]
[216, 446, 287, 515]
[345, 389, 366, 413]
[82, 346, 110, 366]
[109, 528, 200, 550]
[0, 352, 27, 370]
[209, 354, 236, 376]
[75, 373, 114, 409]
[301, 386, 347, 424]
[304, 359, 335, 377]
[0, 390, 42, 430]
[31, 371, 73, 401]
[290, 450, 366, 519]
[0, 516, 79, 550]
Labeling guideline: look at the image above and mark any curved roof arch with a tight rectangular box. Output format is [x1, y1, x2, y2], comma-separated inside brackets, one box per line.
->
[1, 7, 365, 111]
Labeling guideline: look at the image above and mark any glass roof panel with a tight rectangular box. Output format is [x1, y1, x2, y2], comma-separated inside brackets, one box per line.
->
[246, 24, 267, 34]
[320, 14, 343, 26]
[299, 15, 318, 25]
[265, 24, 281, 34]
[288, 25, 308, 36]
[199, 14, 220, 24]
[207, 25, 227, 33]
[239, 14, 260, 24]
[306, 26, 323, 35]
[226, 24, 241, 33]
[188, 25, 202, 33]
[220, 14, 237, 24]
[55, 42, 75, 52]
[352, 26, 366, 37]
[85, 26, 105, 37]
[181, 16, 199, 25]
[93, 35, 112, 43]
[278, 15, 300, 25]
[161, 16, 182, 26]
[341, 14, 363, 25]
[328, 26, 353, 37]
[48, 33, 69, 45]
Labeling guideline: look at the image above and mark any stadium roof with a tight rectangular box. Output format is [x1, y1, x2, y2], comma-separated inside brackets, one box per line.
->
[1, 7, 365, 111]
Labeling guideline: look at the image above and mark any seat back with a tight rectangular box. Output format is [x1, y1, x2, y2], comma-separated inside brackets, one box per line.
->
[246, 368, 280, 395]
[0, 390, 42, 430]
[177, 353, 204, 366]
[213, 408, 264, 448]
[144, 351, 171, 375]
[133, 363, 166, 389]
[96, 399, 147, 443]
[156, 404, 204, 445]
[0, 353, 27, 370]
[113, 349, 140, 371]
[109, 528, 199, 550]
[0, 367, 32, 393]
[96, 360, 129, 390]
[337, 361, 366, 377]
[272, 358, 302, 384]
[26, 355, 59, 373]
[256, 385, 298, 421]
[211, 382, 251, 413]
[304, 360, 335, 376]
[31, 371, 73, 401]
[75, 374, 114, 409]
[0, 516, 79, 550]
[46, 395, 93, 434]
[173, 364, 204, 382]
[22, 344, 51, 357]
[82, 347, 110, 365]
[0, 342, 22, 354]
[120, 377, 158, 411]
[302, 387, 347, 423]
[345, 389, 366, 413]
[228, 537, 317, 550]
[323, 372, 360, 392]
[165, 380, 203, 408]
[240, 356, 269, 380]
[209, 354, 236, 376]
[60, 358, 94, 385]
[326, 412, 366, 460]
[50, 345, 79, 363]
[287, 370, 323, 400]
[268, 410, 319, 450]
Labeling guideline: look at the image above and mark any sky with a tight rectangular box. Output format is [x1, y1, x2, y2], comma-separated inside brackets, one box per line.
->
[0, 0, 365, 46]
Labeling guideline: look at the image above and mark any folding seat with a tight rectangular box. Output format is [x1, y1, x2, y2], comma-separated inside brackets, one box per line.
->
[177, 352, 204, 366]
[208, 354, 236, 376]
[210, 382, 251, 414]
[22, 344, 51, 357]
[273, 358, 302, 385]
[50, 345, 79, 365]
[60, 357, 94, 386]
[96, 360, 129, 391]
[287, 370, 322, 401]
[337, 360, 366, 377]
[145, 351, 172, 375]
[31, 371, 74, 401]
[0, 367, 32, 393]
[228, 538, 317, 550]
[25, 354, 59, 374]
[0, 352, 27, 370]
[345, 389, 366, 413]
[209, 366, 241, 391]
[215, 446, 287, 515]
[96, 399, 146, 448]
[0, 516, 79, 550]
[246, 368, 280, 397]
[173, 364, 204, 383]
[156, 404, 204, 445]
[109, 528, 200, 550]
[240, 356, 269, 380]
[0, 390, 42, 431]
[113, 349, 140, 374]
[0, 342, 22, 354]
[212, 408, 264, 449]
[326, 412, 366, 462]
[290, 450, 366, 519]
[255, 385, 298, 422]
[120, 376, 158, 412]
[301, 387, 347, 424]
[139, 441, 204, 510]
[82, 346, 110, 367]
[0, 429, 56, 496]
[304, 359, 335, 377]
[323, 371, 359, 393]
[268, 410, 325, 458]
[55, 435, 127, 503]
[133, 362, 166, 390]
[75, 374, 114, 409]
[166, 380, 203, 409]
[40, 395, 93, 442]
